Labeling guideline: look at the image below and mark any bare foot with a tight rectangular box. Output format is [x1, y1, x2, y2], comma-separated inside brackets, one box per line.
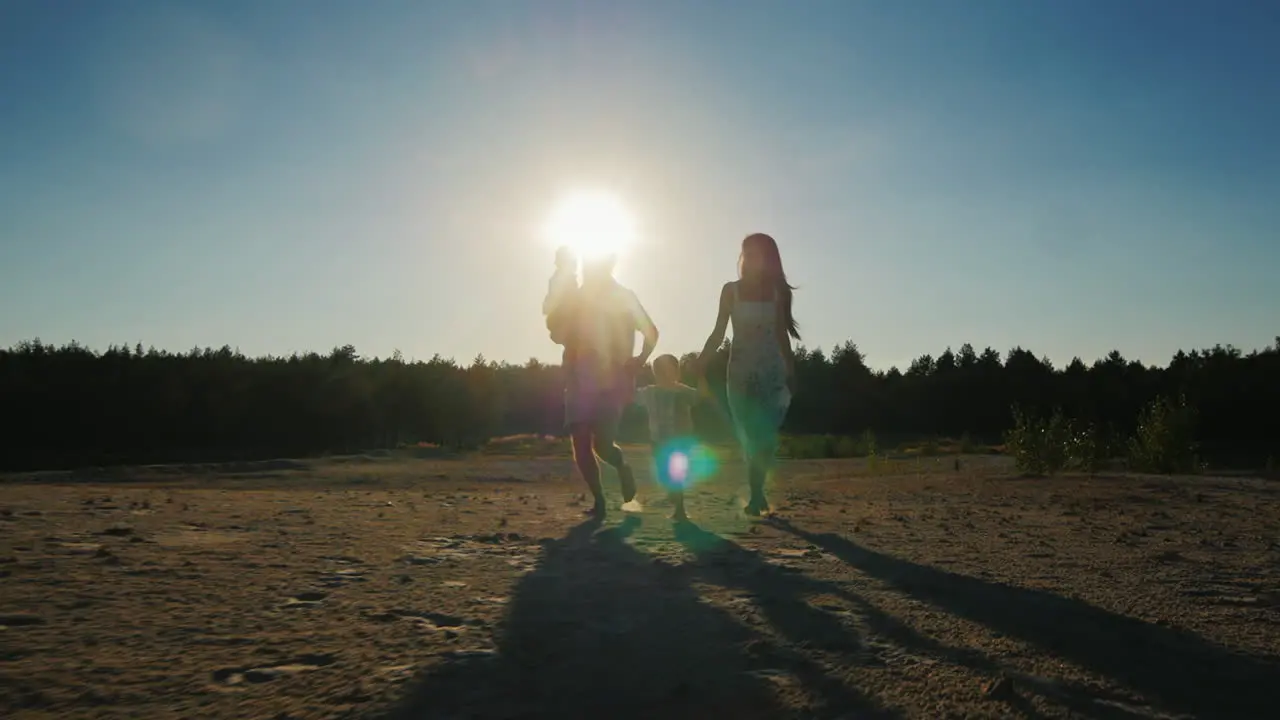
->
[744, 497, 771, 517]
[670, 510, 690, 524]
[585, 498, 606, 518]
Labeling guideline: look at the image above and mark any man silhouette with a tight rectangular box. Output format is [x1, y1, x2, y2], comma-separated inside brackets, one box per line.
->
[561, 252, 658, 516]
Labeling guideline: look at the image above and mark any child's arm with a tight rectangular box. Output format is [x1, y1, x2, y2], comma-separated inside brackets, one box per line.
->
[675, 383, 702, 401]
[632, 385, 652, 407]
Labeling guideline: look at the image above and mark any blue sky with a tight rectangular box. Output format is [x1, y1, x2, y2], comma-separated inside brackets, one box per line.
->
[2, 0, 1277, 371]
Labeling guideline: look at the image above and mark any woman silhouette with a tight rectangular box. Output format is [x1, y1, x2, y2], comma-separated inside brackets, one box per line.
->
[697, 233, 799, 516]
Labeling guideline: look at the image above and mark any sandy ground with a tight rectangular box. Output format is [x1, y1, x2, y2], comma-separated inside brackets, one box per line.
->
[3, 450, 1280, 719]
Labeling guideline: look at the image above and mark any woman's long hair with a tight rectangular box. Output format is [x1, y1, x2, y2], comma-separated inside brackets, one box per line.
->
[738, 233, 800, 341]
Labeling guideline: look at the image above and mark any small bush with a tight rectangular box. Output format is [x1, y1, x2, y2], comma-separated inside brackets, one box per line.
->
[1004, 406, 1071, 475]
[779, 432, 877, 460]
[958, 432, 976, 454]
[826, 435, 851, 458]
[1127, 395, 1198, 474]
[1064, 421, 1112, 473]
[779, 435, 833, 459]
[857, 429, 878, 458]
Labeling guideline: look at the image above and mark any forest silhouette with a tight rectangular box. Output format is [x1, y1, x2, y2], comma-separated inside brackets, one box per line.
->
[2, 336, 1276, 472]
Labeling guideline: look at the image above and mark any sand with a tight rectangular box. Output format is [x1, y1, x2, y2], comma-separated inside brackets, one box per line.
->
[3, 451, 1279, 719]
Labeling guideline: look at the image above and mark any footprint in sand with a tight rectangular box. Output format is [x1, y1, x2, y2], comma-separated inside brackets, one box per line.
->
[212, 653, 337, 685]
[283, 591, 328, 608]
[367, 609, 477, 632]
[0, 612, 46, 628]
[319, 555, 364, 565]
[316, 568, 367, 587]
[378, 664, 417, 683]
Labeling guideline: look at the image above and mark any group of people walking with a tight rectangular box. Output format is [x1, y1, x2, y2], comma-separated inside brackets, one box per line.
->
[543, 233, 799, 521]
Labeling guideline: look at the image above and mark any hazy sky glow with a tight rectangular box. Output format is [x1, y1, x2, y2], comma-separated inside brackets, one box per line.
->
[3, 1, 1277, 370]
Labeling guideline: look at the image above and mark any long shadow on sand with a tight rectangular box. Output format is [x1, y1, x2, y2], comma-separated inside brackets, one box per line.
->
[671, 521, 897, 719]
[674, 522, 1139, 719]
[670, 520, 901, 717]
[774, 519, 1280, 719]
[377, 516, 884, 720]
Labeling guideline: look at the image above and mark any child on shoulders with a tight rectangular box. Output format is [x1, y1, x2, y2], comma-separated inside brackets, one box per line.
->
[544, 245, 578, 373]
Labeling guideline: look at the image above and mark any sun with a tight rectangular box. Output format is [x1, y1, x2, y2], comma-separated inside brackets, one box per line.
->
[542, 189, 637, 261]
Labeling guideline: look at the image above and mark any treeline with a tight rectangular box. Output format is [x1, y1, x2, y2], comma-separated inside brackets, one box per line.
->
[1, 337, 1277, 472]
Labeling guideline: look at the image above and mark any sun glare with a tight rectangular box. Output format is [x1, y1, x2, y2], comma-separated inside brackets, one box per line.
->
[542, 189, 636, 260]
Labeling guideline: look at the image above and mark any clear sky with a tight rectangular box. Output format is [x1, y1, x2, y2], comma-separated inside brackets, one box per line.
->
[2, 0, 1277, 371]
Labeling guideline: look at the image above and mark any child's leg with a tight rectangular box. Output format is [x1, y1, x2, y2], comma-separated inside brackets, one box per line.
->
[653, 441, 688, 521]
[669, 487, 688, 521]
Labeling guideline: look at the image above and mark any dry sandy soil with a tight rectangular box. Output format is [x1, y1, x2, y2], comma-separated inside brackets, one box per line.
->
[3, 450, 1280, 719]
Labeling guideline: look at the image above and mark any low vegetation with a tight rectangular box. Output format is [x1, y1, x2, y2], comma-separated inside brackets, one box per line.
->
[1004, 395, 1199, 476]
[1, 337, 1276, 472]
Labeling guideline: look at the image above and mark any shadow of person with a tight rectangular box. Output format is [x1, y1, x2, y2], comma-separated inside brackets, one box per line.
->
[771, 518, 1280, 719]
[672, 520, 897, 719]
[376, 516, 789, 720]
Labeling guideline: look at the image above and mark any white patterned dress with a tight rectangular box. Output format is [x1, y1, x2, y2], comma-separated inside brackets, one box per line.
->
[726, 282, 792, 461]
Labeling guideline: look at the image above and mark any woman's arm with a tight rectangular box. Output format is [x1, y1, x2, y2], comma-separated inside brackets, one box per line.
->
[697, 282, 734, 371]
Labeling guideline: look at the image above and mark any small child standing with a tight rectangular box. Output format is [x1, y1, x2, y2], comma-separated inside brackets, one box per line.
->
[634, 354, 702, 522]
[544, 245, 578, 370]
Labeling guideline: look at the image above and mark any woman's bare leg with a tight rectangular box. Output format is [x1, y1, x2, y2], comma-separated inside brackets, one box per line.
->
[744, 425, 778, 516]
[745, 456, 768, 516]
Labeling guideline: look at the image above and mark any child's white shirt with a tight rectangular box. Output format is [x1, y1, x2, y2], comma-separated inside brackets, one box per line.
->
[635, 383, 699, 442]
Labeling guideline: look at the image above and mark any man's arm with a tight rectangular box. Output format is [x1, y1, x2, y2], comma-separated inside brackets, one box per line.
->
[628, 290, 659, 367]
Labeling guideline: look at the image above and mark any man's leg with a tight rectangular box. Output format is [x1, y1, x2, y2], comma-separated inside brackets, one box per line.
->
[570, 423, 606, 515]
[592, 405, 637, 504]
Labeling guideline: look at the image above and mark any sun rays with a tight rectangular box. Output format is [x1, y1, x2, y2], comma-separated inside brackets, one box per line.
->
[541, 189, 637, 261]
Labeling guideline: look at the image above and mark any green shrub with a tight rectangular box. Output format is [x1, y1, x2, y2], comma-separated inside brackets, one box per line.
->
[780, 434, 832, 459]
[834, 435, 861, 458]
[1064, 421, 1112, 473]
[857, 429, 878, 458]
[1004, 406, 1071, 475]
[780, 432, 876, 460]
[1127, 395, 1198, 474]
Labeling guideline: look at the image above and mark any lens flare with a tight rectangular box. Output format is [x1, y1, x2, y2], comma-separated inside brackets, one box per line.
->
[542, 189, 636, 261]
[653, 437, 720, 491]
[667, 451, 690, 485]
